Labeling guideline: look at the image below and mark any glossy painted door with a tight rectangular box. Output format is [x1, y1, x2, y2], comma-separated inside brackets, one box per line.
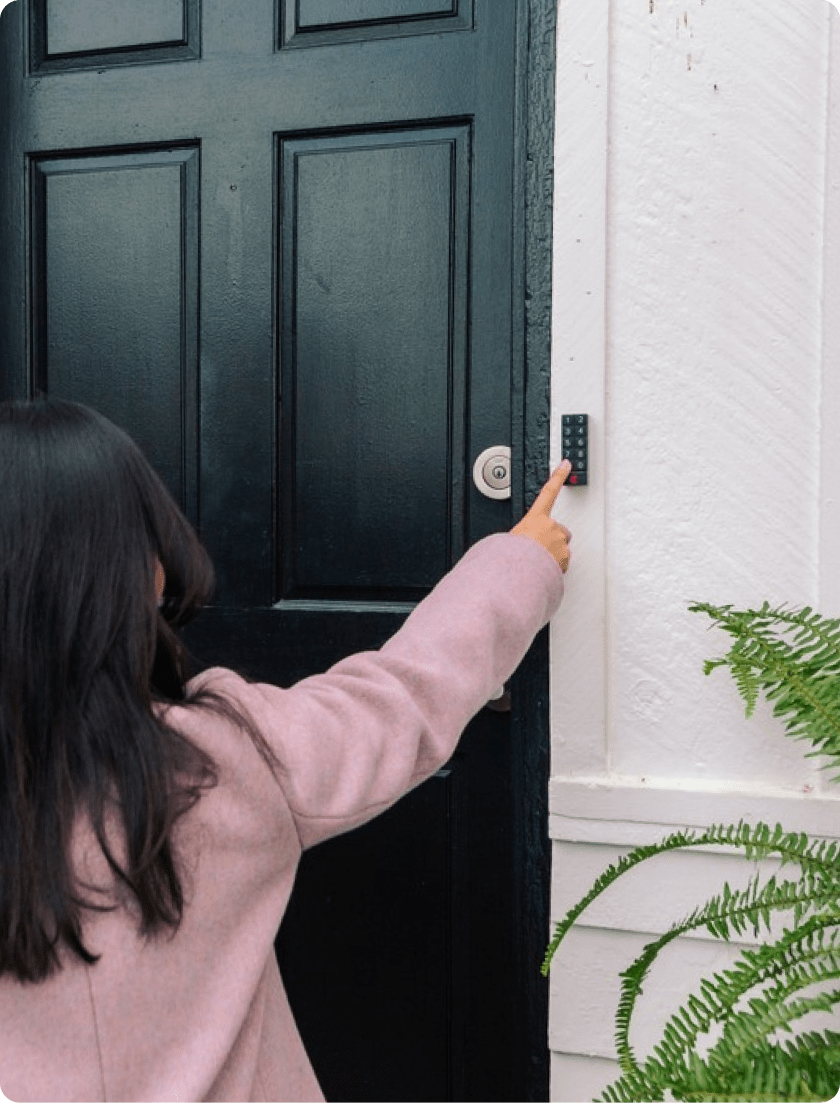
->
[0, 2, 550, 1098]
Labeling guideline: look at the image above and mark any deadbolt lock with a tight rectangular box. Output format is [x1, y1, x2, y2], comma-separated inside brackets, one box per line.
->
[473, 446, 511, 500]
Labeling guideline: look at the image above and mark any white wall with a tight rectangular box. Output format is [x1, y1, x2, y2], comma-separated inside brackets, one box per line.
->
[548, 1, 840, 1098]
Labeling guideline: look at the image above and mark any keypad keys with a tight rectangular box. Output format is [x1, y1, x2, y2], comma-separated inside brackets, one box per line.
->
[561, 414, 588, 485]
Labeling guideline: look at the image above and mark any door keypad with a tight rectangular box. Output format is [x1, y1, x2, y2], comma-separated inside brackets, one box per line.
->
[562, 414, 588, 486]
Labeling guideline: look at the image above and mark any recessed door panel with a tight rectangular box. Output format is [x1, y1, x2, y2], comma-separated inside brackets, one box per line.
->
[279, 0, 471, 48]
[279, 127, 469, 601]
[30, 148, 199, 517]
[45, 0, 184, 54]
[30, 0, 198, 72]
[298, 0, 455, 26]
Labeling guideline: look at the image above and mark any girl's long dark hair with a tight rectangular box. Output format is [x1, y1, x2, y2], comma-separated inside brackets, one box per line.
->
[0, 397, 281, 983]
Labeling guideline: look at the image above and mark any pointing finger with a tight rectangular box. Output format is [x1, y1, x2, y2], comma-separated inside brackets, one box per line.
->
[531, 460, 572, 516]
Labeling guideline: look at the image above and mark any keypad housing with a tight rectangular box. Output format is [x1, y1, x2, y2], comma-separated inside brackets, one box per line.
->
[562, 413, 588, 486]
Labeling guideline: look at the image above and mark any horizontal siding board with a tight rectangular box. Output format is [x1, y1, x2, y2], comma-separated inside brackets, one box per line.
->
[550, 778, 840, 838]
[548, 926, 747, 1058]
[551, 840, 786, 942]
[551, 1051, 619, 1103]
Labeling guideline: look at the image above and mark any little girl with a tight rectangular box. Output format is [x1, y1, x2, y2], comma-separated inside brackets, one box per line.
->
[0, 396, 572, 1103]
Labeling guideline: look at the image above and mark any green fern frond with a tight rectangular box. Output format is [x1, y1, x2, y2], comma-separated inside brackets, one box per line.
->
[639, 919, 840, 1089]
[595, 1041, 833, 1103]
[547, 600, 840, 1103]
[612, 879, 840, 1076]
[688, 602, 840, 776]
[545, 832, 840, 1098]
[687, 1037, 839, 1102]
[602, 1030, 840, 1101]
[707, 963, 840, 1068]
[542, 821, 839, 975]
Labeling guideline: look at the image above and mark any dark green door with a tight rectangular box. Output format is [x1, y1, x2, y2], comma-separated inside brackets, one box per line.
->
[0, 2, 552, 1098]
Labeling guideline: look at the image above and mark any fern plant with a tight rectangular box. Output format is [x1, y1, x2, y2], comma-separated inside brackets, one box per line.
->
[542, 603, 840, 1102]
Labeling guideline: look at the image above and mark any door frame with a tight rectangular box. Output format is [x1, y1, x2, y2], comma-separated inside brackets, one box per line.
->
[510, 1, 557, 1098]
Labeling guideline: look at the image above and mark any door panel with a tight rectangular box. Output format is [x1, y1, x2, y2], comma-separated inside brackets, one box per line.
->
[298, 0, 456, 27]
[0, 1, 548, 1098]
[45, 0, 184, 55]
[30, 0, 200, 72]
[280, 0, 472, 48]
[30, 147, 199, 520]
[280, 126, 469, 600]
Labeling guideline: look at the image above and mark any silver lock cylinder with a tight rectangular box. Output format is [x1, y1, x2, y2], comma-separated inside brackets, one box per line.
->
[473, 446, 511, 499]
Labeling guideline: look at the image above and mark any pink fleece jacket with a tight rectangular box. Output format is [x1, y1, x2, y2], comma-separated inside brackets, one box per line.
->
[0, 533, 564, 1103]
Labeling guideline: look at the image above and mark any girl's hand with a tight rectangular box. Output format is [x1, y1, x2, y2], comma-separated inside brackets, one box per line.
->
[510, 460, 573, 572]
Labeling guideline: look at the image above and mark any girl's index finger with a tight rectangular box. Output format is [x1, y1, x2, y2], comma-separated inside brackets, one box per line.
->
[532, 460, 572, 515]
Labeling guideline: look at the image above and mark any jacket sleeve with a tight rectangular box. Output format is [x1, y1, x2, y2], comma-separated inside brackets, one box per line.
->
[203, 532, 564, 850]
